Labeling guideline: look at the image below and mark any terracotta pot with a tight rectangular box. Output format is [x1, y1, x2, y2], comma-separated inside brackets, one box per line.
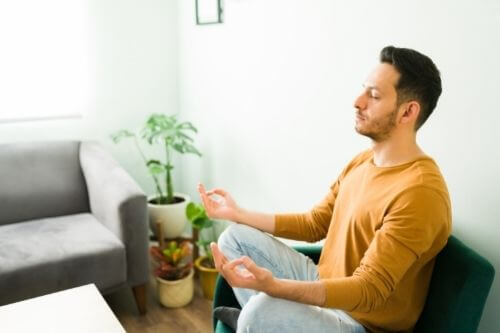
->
[148, 193, 190, 239]
[195, 256, 218, 300]
[156, 269, 194, 308]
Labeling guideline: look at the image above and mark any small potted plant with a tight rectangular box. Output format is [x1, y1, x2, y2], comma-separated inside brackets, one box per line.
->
[111, 114, 202, 239]
[186, 202, 221, 300]
[150, 240, 194, 308]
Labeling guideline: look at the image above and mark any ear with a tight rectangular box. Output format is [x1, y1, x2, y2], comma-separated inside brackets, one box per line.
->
[399, 101, 420, 125]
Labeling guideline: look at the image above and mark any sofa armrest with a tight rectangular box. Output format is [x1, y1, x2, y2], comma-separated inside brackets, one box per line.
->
[79, 141, 149, 286]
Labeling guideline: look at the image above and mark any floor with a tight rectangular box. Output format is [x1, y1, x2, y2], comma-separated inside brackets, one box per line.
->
[105, 275, 213, 333]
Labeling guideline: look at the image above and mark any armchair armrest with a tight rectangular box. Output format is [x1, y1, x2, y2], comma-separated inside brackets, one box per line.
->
[79, 141, 149, 286]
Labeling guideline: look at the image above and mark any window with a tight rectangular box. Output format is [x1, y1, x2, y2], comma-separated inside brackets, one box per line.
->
[0, 0, 91, 123]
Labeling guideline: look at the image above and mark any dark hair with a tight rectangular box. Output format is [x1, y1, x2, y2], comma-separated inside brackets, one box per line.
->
[380, 46, 442, 130]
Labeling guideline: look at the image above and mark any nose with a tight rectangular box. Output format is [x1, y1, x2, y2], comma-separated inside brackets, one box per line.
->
[353, 92, 366, 111]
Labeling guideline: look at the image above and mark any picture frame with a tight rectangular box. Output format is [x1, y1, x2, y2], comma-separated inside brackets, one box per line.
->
[195, 0, 223, 25]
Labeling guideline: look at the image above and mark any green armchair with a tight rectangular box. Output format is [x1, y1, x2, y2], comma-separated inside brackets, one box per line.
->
[213, 236, 494, 333]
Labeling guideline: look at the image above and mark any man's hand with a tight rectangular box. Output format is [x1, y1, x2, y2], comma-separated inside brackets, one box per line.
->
[211, 242, 327, 306]
[198, 183, 241, 221]
[211, 242, 275, 294]
[197, 183, 276, 233]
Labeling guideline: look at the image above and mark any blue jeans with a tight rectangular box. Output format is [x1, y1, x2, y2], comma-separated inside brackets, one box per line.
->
[218, 224, 366, 333]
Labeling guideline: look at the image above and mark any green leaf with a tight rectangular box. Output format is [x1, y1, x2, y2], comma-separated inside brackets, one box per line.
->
[177, 121, 198, 133]
[202, 218, 213, 228]
[110, 129, 135, 143]
[193, 217, 213, 229]
[177, 131, 194, 142]
[140, 126, 155, 145]
[184, 144, 202, 157]
[142, 114, 180, 145]
[186, 202, 205, 220]
[186, 202, 215, 230]
[191, 217, 207, 229]
[186, 202, 202, 221]
[147, 160, 165, 175]
[148, 114, 175, 129]
[172, 143, 185, 154]
[153, 129, 178, 141]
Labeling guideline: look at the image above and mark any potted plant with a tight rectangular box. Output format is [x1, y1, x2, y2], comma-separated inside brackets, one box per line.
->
[186, 202, 221, 300]
[111, 114, 202, 239]
[150, 240, 194, 308]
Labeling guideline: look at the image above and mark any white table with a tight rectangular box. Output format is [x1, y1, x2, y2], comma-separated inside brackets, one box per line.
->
[0, 284, 126, 333]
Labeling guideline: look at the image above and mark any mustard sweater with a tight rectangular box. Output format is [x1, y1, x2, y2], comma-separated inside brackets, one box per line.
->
[275, 150, 451, 332]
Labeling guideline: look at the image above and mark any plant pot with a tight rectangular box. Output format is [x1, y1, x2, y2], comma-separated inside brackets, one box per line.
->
[195, 256, 218, 300]
[156, 269, 194, 308]
[148, 193, 190, 239]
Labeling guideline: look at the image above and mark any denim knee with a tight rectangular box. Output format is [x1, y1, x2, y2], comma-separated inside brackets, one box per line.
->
[237, 293, 282, 332]
[218, 223, 261, 253]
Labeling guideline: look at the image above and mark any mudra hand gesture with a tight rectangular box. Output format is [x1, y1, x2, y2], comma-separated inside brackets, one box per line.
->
[210, 242, 275, 293]
[197, 183, 241, 222]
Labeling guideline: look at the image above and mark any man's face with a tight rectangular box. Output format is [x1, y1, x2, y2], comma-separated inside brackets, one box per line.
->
[353, 63, 401, 142]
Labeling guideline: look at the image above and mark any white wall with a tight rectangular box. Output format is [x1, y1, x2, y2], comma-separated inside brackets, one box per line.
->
[0, 0, 179, 195]
[178, 1, 500, 331]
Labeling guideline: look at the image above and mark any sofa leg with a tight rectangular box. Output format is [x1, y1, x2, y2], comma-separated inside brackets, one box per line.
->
[132, 284, 147, 315]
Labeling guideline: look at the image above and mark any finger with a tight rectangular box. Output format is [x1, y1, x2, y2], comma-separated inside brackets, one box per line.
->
[197, 183, 207, 196]
[210, 243, 228, 272]
[212, 243, 228, 264]
[212, 188, 228, 196]
[239, 256, 262, 276]
[224, 257, 245, 270]
[197, 183, 208, 200]
[198, 185, 215, 212]
[205, 190, 221, 201]
[199, 186, 220, 207]
[211, 242, 229, 265]
[226, 259, 256, 279]
[200, 193, 210, 211]
[198, 183, 216, 196]
[235, 267, 255, 279]
[211, 247, 223, 271]
[222, 259, 255, 282]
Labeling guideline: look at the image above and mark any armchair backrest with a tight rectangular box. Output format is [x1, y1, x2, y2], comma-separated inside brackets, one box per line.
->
[414, 235, 495, 333]
[0, 141, 89, 226]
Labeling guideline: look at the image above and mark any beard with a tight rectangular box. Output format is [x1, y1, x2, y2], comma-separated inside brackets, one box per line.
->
[355, 108, 398, 142]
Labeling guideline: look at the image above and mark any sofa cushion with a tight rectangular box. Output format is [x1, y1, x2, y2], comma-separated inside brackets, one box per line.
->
[0, 141, 90, 226]
[0, 213, 126, 305]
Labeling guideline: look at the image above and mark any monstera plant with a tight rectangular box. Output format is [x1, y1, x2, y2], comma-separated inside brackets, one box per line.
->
[111, 114, 202, 238]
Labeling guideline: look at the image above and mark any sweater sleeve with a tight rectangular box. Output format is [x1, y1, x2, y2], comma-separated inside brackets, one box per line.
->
[321, 186, 451, 312]
[274, 150, 372, 242]
[274, 180, 339, 242]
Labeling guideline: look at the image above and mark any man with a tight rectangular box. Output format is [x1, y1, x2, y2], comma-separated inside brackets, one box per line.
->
[198, 46, 451, 332]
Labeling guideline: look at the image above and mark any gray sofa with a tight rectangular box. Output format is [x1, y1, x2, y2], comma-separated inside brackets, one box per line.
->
[0, 141, 149, 314]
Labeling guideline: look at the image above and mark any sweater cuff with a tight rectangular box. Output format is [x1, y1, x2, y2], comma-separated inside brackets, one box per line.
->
[274, 214, 294, 238]
[322, 277, 362, 311]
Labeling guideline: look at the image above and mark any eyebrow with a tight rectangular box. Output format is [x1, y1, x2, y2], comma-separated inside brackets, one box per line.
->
[362, 83, 380, 91]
